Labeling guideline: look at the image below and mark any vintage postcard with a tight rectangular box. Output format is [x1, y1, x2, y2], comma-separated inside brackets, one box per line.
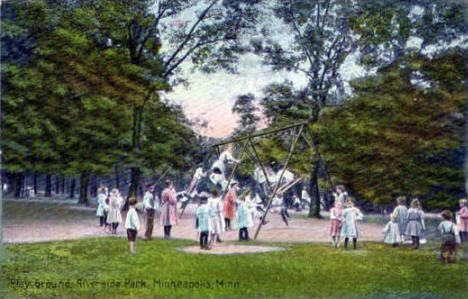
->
[1, 0, 467, 298]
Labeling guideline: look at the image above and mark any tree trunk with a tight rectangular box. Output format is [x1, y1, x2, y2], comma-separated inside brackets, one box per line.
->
[55, 176, 60, 194]
[308, 162, 321, 218]
[78, 173, 90, 205]
[69, 179, 76, 198]
[61, 177, 65, 194]
[115, 166, 120, 189]
[127, 106, 144, 206]
[14, 173, 22, 199]
[45, 174, 52, 197]
[33, 173, 38, 196]
[90, 176, 98, 198]
[20, 173, 26, 198]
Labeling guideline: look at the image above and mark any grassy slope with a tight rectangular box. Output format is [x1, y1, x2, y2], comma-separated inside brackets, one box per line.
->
[1, 238, 467, 299]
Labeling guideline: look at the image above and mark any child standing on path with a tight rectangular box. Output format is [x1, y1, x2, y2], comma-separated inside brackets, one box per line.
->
[383, 213, 402, 246]
[208, 189, 224, 245]
[341, 199, 363, 249]
[236, 191, 253, 241]
[107, 189, 123, 234]
[405, 198, 425, 249]
[196, 192, 214, 250]
[329, 200, 344, 248]
[392, 196, 408, 241]
[125, 197, 140, 254]
[96, 186, 108, 228]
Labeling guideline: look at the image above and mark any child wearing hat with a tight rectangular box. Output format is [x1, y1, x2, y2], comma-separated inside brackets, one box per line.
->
[125, 197, 140, 254]
[223, 181, 239, 230]
[383, 213, 402, 246]
[236, 189, 253, 241]
[196, 192, 214, 250]
[439, 210, 460, 263]
[456, 198, 468, 243]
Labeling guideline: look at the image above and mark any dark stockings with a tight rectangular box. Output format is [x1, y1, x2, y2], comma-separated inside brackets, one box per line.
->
[164, 225, 172, 238]
[344, 237, 357, 249]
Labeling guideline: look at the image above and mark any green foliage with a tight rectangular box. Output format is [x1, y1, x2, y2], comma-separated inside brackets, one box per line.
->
[314, 50, 466, 209]
[1, 238, 467, 298]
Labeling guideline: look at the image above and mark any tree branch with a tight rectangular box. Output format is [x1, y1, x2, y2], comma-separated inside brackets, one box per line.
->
[163, 0, 218, 73]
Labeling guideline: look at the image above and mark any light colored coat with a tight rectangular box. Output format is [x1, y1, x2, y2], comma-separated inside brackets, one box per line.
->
[106, 195, 123, 224]
[383, 220, 402, 244]
[125, 207, 140, 230]
[236, 201, 253, 229]
[196, 204, 214, 232]
[96, 193, 107, 216]
[209, 196, 225, 234]
[392, 205, 408, 236]
[341, 207, 363, 238]
[405, 208, 425, 237]
[160, 187, 178, 226]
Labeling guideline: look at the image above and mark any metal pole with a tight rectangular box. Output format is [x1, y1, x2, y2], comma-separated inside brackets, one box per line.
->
[219, 140, 249, 201]
[254, 125, 304, 239]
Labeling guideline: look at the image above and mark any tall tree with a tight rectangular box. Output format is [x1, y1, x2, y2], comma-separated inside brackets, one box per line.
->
[232, 93, 261, 135]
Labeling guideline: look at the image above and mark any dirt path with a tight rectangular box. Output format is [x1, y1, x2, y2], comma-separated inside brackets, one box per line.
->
[2, 199, 390, 244]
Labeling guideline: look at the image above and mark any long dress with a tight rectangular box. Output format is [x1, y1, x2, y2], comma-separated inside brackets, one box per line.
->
[236, 201, 253, 229]
[160, 187, 178, 226]
[341, 207, 363, 238]
[392, 205, 408, 237]
[457, 206, 468, 232]
[196, 204, 214, 232]
[96, 193, 107, 217]
[383, 220, 402, 244]
[223, 188, 237, 220]
[329, 206, 343, 237]
[209, 196, 225, 234]
[106, 195, 122, 224]
[405, 208, 425, 237]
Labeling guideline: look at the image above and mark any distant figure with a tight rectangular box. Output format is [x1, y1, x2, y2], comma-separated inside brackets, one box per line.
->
[96, 186, 108, 228]
[405, 198, 425, 249]
[189, 165, 206, 196]
[208, 189, 224, 245]
[341, 199, 363, 249]
[107, 189, 123, 234]
[329, 200, 344, 248]
[210, 145, 239, 189]
[392, 196, 408, 241]
[125, 197, 140, 254]
[383, 213, 402, 247]
[333, 185, 348, 205]
[143, 185, 157, 240]
[223, 181, 238, 230]
[196, 192, 214, 250]
[456, 198, 468, 243]
[301, 187, 311, 209]
[439, 210, 460, 263]
[160, 179, 178, 239]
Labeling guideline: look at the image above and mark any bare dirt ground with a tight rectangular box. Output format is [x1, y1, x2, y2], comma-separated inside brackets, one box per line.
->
[2, 199, 387, 244]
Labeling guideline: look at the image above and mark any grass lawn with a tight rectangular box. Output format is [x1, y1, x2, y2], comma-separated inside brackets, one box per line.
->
[1, 238, 467, 298]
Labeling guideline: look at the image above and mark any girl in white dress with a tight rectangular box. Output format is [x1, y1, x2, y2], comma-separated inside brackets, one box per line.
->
[208, 189, 225, 245]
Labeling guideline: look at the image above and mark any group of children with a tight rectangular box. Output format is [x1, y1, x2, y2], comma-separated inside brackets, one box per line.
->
[96, 187, 125, 234]
[195, 182, 258, 250]
[329, 191, 468, 263]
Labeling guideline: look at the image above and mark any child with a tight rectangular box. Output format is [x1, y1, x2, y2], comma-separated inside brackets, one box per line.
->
[392, 196, 408, 241]
[456, 198, 468, 243]
[223, 182, 238, 231]
[125, 197, 140, 254]
[383, 213, 402, 246]
[439, 210, 460, 263]
[341, 198, 363, 249]
[196, 192, 214, 250]
[405, 198, 425, 249]
[329, 200, 344, 248]
[236, 190, 253, 241]
[208, 189, 225, 245]
[160, 179, 178, 239]
[96, 186, 108, 228]
[107, 189, 123, 234]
